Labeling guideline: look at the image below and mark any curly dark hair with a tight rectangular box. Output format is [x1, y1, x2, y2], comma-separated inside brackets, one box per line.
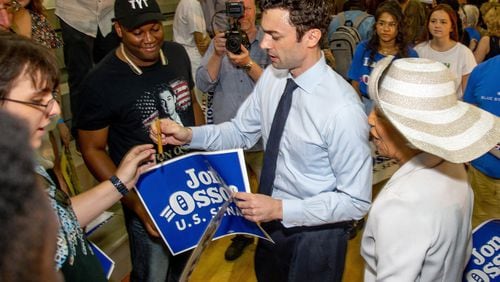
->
[0, 110, 58, 281]
[259, 0, 333, 42]
[366, 1, 409, 65]
[0, 32, 59, 101]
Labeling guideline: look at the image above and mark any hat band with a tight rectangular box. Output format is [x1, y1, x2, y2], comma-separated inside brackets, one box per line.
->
[386, 61, 454, 85]
[401, 118, 500, 163]
[388, 109, 497, 151]
[379, 88, 457, 111]
[384, 104, 481, 137]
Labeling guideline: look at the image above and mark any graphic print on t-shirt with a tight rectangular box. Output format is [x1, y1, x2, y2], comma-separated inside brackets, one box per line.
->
[137, 93, 161, 132]
[135, 81, 191, 161]
[159, 88, 183, 125]
[169, 79, 191, 111]
[361, 56, 376, 88]
[136, 80, 190, 134]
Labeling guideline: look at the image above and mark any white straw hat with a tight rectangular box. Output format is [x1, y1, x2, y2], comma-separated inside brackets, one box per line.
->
[368, 56, 500, 163]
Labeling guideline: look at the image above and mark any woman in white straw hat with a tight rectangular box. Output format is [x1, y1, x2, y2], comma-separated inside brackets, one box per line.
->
[361, 56, 499, 281]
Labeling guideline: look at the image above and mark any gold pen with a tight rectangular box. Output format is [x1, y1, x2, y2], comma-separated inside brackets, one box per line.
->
[155, 118, 164, 160]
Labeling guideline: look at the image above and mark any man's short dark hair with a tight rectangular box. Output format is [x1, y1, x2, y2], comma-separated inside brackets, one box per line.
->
[259, 0, 333, 41]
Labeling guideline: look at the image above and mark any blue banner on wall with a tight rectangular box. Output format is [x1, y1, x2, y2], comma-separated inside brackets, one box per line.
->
[463, 219, 500, 282]
[136, 149, 270, 255]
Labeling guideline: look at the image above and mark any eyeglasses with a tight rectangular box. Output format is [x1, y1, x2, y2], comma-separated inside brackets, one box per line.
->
[1, 91, 59, 115]
[0, 0, 21, 12]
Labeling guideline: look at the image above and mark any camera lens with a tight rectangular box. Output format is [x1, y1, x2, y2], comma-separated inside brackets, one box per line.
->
[225, 32, 242, 54]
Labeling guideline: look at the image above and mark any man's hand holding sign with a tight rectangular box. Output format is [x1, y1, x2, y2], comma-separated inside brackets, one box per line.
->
[150, 118, 282, 224]
[233, 192, 283, 223]
[139, 119, 270, 256]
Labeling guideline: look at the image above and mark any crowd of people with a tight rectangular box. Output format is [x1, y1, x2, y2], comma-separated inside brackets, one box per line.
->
[0, 0, 498, 281]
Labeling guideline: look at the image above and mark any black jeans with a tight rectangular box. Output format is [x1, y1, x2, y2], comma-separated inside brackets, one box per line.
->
[58, 19, 118, 129]
[122, 205, 191, 282]
[255, 220, 351, 282]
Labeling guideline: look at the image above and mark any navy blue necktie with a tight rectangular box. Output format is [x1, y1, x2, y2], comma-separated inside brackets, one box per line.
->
[259, 78, 298, 196]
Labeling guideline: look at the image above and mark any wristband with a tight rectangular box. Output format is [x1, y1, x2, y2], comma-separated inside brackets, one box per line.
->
[241, 60, 254, 72]
[109, 175, 129, 196]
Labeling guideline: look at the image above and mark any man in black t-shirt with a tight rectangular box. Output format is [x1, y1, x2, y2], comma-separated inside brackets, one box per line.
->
[76, 0, 204, 281]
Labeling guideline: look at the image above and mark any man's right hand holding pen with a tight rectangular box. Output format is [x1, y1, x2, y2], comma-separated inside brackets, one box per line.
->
[149, 119, 284, 224]
[149, 118, 193, 146]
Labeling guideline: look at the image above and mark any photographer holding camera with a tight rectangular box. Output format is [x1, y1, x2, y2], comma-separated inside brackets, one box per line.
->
[195, 0, 270, 261]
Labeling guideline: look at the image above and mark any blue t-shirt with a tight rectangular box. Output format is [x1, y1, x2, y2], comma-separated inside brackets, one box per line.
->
[465, 27, 481, 43]
[347, 40, 419, 97]
[463, 55, 500, 178]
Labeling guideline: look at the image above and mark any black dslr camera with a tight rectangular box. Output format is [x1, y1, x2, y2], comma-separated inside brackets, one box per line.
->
[225, 2, 250, 54]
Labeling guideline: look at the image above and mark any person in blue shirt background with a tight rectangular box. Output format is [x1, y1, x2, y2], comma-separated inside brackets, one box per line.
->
[462, 55, 500, 228]
[348, 1, 418, 114]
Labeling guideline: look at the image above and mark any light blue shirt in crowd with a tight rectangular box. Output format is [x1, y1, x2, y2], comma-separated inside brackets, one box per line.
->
[190, 54, 372, 227]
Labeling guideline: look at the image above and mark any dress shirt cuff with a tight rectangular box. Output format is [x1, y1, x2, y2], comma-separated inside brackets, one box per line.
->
[281, 199, 304, 227]
[189, 126, 206, 149]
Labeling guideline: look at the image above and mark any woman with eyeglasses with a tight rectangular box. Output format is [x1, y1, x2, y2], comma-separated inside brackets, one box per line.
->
[0, 32, 156, 281]
[348, 0, 418, 114]
[10, 0, 73, 191]
[415, 4, 476, 99]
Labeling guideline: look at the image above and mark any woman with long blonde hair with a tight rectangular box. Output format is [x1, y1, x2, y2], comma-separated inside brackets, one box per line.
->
[474, 2, 500, 63]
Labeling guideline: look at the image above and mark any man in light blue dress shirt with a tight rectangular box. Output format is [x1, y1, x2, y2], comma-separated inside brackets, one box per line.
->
[196, 0, 271, 261]
[153, 0, 372, 280]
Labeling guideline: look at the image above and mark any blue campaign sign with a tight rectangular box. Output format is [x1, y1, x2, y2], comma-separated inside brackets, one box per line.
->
[135, 149, 270, 255]
[463, 219, 500, 282]
[89, 242, 115, 280]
